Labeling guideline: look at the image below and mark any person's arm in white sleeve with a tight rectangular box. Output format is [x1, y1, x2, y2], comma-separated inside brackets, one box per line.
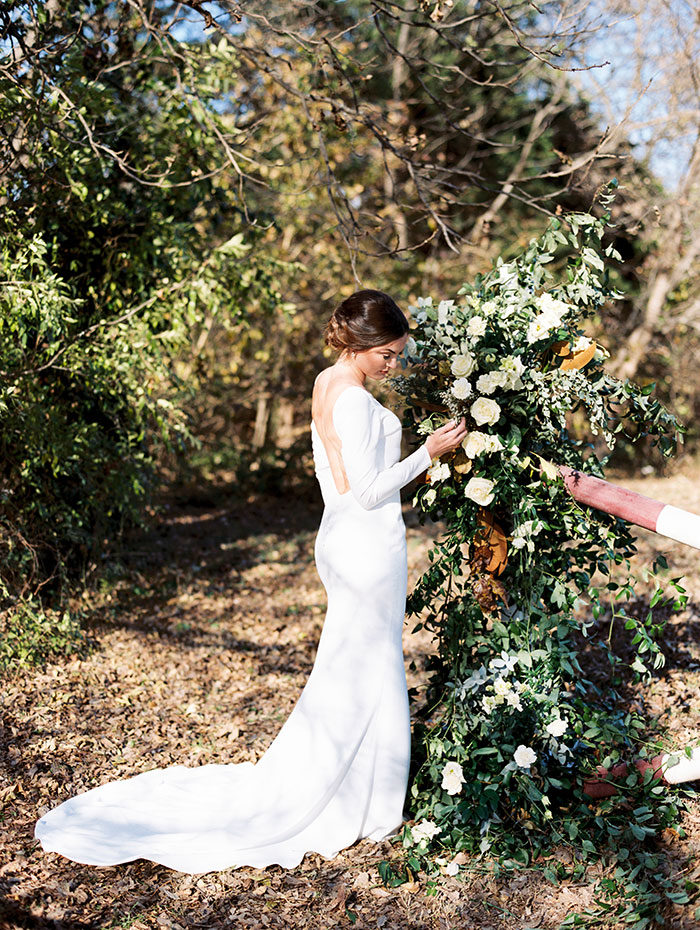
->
[332, 387, 431, 510]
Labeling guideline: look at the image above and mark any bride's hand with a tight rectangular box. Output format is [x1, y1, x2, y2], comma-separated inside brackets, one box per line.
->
[425, 418, 468, 458]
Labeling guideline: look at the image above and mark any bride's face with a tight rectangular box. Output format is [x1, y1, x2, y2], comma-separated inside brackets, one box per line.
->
[355, 335, 408, 381]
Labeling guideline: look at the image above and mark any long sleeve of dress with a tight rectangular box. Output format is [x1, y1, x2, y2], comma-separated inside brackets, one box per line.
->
[332, 387, 431, 510]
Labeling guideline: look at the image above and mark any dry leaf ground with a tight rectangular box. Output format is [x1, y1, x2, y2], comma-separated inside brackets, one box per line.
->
[1, 460, 700, 930]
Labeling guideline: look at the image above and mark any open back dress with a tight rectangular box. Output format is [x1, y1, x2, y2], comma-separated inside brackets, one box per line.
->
[35, 385, 431, 873]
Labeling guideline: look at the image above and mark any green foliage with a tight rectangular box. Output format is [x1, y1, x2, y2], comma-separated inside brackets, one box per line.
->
[391, 193, 690, 925]
[0, 6, 294, 600]
[0, 598, 86, 671]
[0, 232, 182, 593]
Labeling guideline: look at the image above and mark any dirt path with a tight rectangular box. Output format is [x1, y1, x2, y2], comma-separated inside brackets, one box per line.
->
[1, 462, 700, 930]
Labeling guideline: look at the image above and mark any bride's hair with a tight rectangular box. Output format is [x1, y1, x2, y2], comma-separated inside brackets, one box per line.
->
[325, 289, 409, 352]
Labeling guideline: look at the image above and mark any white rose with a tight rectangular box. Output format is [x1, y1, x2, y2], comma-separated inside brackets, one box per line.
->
[545, 717, 568, 738]
[536, 292, 570, 319]
[464, 435, 502, 458]
[451, 353, 476, 377]
[526, 313, 557, 344]
[476, 371, 507, 395]
[493, 677, 510, 697]
[464, 476, 495, 506]
[411, 819, 442, 843]
[462, 431, 489, 459]
[441, 760, 465, 796]
[470, 397, 501, 426]
[466, 315, 487, 337]
[514, 745, 537, 768]
[451, 378, 472, 400]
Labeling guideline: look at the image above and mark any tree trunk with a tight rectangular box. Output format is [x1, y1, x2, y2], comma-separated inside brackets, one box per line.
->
[252, 393, 270, 448]
[613, 136, 700, 382]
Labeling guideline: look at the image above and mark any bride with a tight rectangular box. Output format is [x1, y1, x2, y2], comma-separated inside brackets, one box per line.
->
[35, 289, 467, 873]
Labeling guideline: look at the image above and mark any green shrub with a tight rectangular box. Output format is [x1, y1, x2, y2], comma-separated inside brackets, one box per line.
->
[0, 234, 191, 595]
[0, 599, 86, 671]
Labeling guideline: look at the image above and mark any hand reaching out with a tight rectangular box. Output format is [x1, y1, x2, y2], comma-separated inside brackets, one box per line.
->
[425, 418, 468, 459]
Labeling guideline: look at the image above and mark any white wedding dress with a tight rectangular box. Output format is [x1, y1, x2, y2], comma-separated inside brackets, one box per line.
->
[35, 385, 431, 873]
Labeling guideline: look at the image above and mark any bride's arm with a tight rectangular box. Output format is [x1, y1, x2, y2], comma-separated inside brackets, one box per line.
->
[332, 388, 431, 510]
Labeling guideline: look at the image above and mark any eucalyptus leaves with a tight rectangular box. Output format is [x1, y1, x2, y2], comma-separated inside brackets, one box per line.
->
[391, 190, 686, 886]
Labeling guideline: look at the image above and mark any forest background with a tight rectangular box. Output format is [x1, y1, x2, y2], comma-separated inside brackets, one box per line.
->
[1, 0, 699, 664]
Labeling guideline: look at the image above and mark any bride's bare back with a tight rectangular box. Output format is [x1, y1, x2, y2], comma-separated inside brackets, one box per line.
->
[312, 367, 363, 495]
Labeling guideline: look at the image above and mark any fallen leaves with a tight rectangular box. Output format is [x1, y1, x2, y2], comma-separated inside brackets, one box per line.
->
[1, 487, 699, 928]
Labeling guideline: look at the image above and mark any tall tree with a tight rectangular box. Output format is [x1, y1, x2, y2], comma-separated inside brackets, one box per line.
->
[572, 0, 700, 385]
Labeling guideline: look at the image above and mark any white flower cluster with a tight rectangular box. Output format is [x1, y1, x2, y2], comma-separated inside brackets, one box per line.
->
[405, 276, 604, 532]
[526, 292, 571, 344]
[426, 460, 451, 485]
[466, 315, 486, 337]
[408, 293, 528, 421]
[475, 370, 506, 395]
[483, 677, 524, 715]
[438, 299, 456, 325]
[499, 355, 525, 389]
[572, 335, 593, 353]
[453, 652, 525, 716]
[545, 716, 568, 738]
[511, 518, 544, 552]
[411, 818, 442, 845]
[462, 431, 503, 459]
[447, 358, 524, 416]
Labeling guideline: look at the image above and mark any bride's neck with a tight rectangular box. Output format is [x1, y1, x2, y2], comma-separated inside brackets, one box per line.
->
[335, 354, 366, 385]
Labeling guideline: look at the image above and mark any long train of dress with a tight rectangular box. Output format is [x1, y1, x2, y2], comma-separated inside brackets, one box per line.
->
[34, 386, 431, 873]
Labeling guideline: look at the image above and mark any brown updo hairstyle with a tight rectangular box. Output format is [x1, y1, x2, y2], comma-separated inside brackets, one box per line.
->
[325, 289, 409, 353]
